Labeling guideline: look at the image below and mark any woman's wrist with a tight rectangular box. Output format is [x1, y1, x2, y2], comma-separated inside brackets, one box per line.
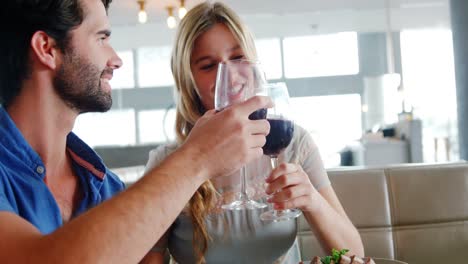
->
[300, 190, 323, 213]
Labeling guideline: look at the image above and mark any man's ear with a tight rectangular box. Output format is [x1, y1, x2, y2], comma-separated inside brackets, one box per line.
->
[30, 31, 61, 70]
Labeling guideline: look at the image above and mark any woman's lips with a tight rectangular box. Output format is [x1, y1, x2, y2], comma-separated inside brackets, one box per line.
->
[228, 83, 245, 102]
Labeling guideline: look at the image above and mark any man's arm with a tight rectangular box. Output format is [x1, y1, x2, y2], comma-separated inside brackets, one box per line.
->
[0, 96, 272, 263]
[139, 252, 165, 264]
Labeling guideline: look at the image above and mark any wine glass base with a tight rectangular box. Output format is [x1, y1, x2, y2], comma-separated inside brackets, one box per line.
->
[221, 199, 268, 210]
[260, 209, 302, 222]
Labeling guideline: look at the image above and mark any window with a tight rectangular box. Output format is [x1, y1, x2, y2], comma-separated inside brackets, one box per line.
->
[400, 29, 458, 162]
[255, 38, 283, 80]
[138, 108, 176, 144]
[110, 50, 135, 89]
[290, 94, 362, 167]
[283, 32, 359, 79]
[73, 109, 136, 147]
[137, 46, 174, 88]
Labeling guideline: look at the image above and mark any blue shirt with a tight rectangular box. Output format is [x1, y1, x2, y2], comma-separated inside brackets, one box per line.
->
[0, 107, 125, 234]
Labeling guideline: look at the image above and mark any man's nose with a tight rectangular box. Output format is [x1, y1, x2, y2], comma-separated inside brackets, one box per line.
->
[108, 49, 123, 70]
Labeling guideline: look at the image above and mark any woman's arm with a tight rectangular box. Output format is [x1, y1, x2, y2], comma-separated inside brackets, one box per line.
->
[266, 164, 364, 256]
[303, 185, 364, 256]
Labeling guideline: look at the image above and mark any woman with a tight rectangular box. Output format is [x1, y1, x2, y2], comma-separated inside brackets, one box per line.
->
[143, 2, 364, 263]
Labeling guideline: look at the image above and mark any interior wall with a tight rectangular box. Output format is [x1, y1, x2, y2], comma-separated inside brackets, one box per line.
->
[101, 32, 403, 168]
[450, 0, 468, 160]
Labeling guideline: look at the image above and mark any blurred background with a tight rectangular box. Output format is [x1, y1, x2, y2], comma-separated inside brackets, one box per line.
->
[72, 0, 462, 180]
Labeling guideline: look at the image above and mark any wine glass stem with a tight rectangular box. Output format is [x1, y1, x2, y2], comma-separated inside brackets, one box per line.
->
[270, 156, 287, 216]
[238, 166, 249, 200]
[270, 156, 279, 168]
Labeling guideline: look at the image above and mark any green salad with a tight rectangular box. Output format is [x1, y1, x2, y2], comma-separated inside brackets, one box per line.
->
[321, 249, 349, 264]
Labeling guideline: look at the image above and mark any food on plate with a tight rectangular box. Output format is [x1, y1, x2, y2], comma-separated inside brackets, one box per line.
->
[306, 249, 376, 264]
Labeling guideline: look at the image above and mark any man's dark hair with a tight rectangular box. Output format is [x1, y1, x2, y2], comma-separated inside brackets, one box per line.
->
[0, 0, 112, 107]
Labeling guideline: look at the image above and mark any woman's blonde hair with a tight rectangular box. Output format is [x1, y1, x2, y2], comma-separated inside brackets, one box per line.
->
[170, 1, 257, 263]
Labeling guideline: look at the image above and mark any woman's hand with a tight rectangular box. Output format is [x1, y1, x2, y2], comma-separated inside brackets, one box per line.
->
[266, 164, 365, 256]
[265, 162, 319, 212]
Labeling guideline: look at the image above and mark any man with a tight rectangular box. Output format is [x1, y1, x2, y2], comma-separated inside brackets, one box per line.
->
[0, 0, 271, 262]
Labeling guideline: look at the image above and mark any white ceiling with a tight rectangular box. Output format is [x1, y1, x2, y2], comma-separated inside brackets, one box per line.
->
[108, 0, 448, 26]
[108, 0, 450, 50]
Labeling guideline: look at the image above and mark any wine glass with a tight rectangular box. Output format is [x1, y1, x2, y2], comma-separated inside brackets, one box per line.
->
[215, 59, 269, 210]
[260, 82, 302, 221]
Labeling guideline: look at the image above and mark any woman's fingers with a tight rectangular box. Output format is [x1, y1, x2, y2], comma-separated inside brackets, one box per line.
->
[265, 163, 305, 194]
[272, 195, 313, 210]
[265, 162, 319, 211]
[268, 184, 311, 202]
[266, 163, 300, 183]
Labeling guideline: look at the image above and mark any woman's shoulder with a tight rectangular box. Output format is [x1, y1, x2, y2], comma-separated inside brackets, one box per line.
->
[146, 142, 180, 172]
[293, 124, 311, 139]
[282, 124, 320, 163]
[290, 124, 316, 149]
[149, 142, 179, 158]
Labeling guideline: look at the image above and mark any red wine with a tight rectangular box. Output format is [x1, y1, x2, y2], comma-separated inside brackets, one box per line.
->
[263, 119, 294, 156]
[248, 108, 267, 120]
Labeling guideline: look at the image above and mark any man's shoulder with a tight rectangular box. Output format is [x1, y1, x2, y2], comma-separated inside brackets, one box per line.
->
[0, 159, 23, 214]
[104, 169, 126, 191]
[0, 163, 9, 184]
[0, 151, 27, 186]
[67, 132, 125, 192]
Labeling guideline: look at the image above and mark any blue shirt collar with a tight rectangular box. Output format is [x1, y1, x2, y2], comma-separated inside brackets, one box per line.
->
[0, 106, 43, 170]
[0, 106, 107, 182]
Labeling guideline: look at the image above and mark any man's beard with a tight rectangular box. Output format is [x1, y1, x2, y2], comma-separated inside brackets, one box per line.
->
[53, 48, 113, 114]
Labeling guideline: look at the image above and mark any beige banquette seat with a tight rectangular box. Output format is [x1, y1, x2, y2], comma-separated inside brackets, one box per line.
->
[298, 162, 468, 264]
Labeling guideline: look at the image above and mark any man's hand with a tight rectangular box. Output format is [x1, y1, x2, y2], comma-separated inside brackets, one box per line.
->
[181, 96, 272, 180]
